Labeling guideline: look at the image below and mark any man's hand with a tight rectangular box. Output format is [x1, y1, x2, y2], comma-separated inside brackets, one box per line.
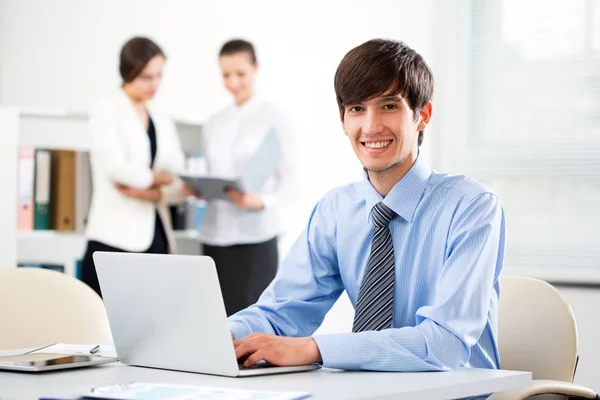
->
[226, 188, 264, 210]
[233, 333, 322, 367]
[116, 183, 161, 202]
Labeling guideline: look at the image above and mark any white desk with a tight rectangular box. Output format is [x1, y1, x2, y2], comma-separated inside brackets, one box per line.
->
[0, 362, 530, 400]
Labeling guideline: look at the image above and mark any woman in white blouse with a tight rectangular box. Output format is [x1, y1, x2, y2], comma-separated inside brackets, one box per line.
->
[82, 37, 188, 297]
[198, 39, 296, 316]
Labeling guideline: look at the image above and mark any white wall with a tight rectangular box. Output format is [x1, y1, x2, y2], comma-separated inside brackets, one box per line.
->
[0, 0, 434, 244]
[0, 0, 434, 335]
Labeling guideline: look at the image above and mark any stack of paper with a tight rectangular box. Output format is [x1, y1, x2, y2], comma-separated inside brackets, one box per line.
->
[84, 382, 311, 400]
[29, 343, 117, 358]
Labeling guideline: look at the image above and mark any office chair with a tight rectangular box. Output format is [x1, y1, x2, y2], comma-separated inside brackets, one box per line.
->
[488, 275, 598, 400]
[0, 267, 112, 350]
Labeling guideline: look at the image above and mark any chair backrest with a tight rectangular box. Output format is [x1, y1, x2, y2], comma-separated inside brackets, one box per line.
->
[0, 268, 113, 350]
[498, 275, 578, 382]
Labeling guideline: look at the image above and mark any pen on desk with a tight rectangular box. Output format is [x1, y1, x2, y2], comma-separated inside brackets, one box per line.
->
[89, 345, 100, 355]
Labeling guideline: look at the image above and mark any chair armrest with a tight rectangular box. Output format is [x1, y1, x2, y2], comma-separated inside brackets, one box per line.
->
[487, 379, 597, 400]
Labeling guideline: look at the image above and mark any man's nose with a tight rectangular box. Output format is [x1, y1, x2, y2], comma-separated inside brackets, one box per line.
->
[362, 110, 384, 135]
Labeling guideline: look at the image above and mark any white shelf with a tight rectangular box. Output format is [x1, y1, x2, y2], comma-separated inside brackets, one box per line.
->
[17, 231, 86, 277]
[16, 110, 202, 153]
[19, 112, 90, 151]
[173, 229, 200, 240]
[18, 230, 201, 241]
[1, 105, 204, 276]
[17, 230, 201, 275]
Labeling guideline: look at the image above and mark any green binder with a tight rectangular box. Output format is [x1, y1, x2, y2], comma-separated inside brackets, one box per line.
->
[33, 149, 51, 230]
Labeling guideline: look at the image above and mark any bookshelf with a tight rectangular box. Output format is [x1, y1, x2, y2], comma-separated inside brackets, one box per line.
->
[0, 106, 204, 276]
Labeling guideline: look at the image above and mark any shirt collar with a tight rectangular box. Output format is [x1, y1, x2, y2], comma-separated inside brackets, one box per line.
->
[363, 154, 432, 223]
[233, 96, 260, 116]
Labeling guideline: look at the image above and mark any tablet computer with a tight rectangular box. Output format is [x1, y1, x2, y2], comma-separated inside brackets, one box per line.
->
[180, 175, 237, 200]
[0, 352, 117, 372]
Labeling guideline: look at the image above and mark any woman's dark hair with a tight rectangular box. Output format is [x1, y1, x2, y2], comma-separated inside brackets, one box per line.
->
[219, 39, 257, 64]
[334, 39, 434, 146]
[119, 37, 165, 83]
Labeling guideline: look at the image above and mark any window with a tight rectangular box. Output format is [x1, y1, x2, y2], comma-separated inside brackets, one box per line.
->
[437, 0, 600, 271]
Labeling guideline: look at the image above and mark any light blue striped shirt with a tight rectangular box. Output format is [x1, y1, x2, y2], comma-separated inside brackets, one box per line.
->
[229, 155, 506, 372]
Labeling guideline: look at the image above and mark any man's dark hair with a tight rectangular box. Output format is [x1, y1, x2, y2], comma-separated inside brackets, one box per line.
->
[334, 39, 434, 146]
[119, 36, 165, 83]
[219, 39, 257, 64]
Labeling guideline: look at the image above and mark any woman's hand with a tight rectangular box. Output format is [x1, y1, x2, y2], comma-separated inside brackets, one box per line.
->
[226, 188, 264, 210]
[182, 183, 200, 198]
[152, 171, 173, 186]
[116, 183, 162, 202]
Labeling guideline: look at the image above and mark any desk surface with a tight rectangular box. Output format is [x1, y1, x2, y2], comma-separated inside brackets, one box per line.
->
[0, 360, 530, 400]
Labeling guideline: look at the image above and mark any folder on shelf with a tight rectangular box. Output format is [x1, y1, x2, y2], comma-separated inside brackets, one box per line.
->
[50, 150, 76, 231]
[180, 127, 281, 200]
[17, 147, 35, 231]
[33, 149, 51, 230]
[74, 152, 92, 233]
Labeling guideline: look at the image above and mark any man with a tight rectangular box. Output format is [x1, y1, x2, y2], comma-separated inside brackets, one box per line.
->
[230, 38, 505, 372]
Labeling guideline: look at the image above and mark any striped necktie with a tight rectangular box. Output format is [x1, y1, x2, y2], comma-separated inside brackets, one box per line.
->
[352, 202, 396, 333]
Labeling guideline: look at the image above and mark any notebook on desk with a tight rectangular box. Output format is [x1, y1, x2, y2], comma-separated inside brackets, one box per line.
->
[83, 382, 311, 400]
[0, 352, 116, 372]
[180, 127, 281, 200]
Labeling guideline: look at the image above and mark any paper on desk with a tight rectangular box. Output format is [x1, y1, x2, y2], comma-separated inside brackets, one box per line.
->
[84, 382, 311, 400]
[29, 343, 117, 358]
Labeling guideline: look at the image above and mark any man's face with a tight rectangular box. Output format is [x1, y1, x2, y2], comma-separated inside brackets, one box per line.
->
[342, 94, 431, 174]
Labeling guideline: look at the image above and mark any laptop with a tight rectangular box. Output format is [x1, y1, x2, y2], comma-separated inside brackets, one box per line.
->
[92, 252, 320, 377]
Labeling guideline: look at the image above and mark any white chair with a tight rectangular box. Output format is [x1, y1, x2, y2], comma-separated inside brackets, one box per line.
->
[0, 267, 112, 350]
[489, 275, 598, 400]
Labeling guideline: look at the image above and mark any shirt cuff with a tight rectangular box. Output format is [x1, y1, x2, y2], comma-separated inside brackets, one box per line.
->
[228, 320, 252, 340]
[261, 193, 277, 209]
[312, 333, 361, 370]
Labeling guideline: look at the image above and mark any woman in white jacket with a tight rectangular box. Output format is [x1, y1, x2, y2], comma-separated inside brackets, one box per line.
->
[81, 37, 188, 297]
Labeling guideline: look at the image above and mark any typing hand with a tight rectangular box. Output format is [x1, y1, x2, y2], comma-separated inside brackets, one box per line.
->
[226, 188, 264, 211]
[234, 333, 322, 367]
[116, 183, 161, 202]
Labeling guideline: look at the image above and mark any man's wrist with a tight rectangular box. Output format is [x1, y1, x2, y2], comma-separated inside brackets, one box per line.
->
[309, 337, 323, 364]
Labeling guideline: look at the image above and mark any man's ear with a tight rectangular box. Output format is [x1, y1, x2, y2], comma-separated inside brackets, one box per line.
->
[340, 111, 348, 136]
[417, 102, 432, 131]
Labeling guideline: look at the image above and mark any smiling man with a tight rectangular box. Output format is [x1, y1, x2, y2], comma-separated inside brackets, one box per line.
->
[230, 38, 506, 373]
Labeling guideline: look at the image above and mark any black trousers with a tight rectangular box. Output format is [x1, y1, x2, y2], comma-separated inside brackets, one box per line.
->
[81, 212, 168, 298]
[203, 237, 278, 317]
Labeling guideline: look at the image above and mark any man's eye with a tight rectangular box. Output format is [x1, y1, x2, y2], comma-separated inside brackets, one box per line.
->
[349, 106, 363, 112]
[383, 104, 397, 110]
